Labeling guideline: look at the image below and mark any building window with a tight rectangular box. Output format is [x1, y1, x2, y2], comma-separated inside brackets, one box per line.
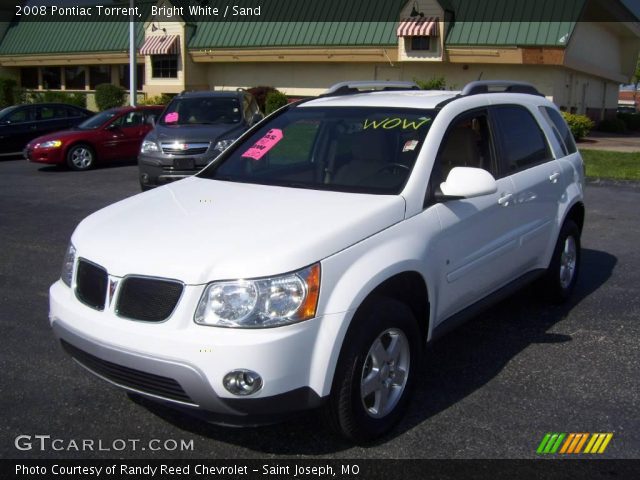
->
[89, 65, 111, 89]
[64, 66, 86, 90]
[118, 64, 145, 90]
[20, 67, 38, 89]
[42, 67, 61, 89]
[410, 36, 431, 51]
[151, 55, 178, 78]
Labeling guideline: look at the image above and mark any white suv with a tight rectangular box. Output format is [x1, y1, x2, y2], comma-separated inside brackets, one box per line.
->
[49, 80, 585, 442]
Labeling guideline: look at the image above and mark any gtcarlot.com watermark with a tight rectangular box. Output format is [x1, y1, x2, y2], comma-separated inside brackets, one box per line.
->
[14, 435, 194, 452]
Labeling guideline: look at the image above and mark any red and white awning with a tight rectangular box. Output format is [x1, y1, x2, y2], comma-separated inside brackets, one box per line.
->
[139, 35, 180, 55]
[396, 17, 439, 37]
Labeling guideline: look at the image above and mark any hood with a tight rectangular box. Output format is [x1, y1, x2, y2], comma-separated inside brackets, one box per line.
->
[152, 123, 246, 143]
[72, 177, 406, 284]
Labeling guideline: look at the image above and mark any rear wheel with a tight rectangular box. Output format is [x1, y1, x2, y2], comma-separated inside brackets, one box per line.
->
[324, 297, 421, 443]
[66, 144, 95, 171]
[543, 219, 581, 303]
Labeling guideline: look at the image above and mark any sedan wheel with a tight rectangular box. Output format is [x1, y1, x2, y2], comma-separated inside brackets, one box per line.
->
[66, 145, 95, 171]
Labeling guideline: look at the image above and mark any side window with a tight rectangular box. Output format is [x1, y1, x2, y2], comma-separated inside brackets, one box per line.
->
[435, 110, 496, 183]
[541, 106, 577, 155]
[38, 106, 55, 120]
[242, 96, 253, 123]
[66, 107, 84, 118]
[144, 109, 160, 124]
[123, 111, 144, 126]
[6, 107, 35, 124]
[492, 105, 551, 174]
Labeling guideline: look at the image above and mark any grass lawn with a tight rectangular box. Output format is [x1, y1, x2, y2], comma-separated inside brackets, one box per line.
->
[580, 149, 640, 181]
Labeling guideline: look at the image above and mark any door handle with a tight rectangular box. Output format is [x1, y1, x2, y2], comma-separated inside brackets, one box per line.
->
[549, 172, 561, 183]
[498, 193, 513, 207]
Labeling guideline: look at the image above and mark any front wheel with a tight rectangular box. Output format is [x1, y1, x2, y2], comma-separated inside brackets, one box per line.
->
[543, 219, 581, 303]
[66, 144, 95, 171]
[323, 297, 421, 443]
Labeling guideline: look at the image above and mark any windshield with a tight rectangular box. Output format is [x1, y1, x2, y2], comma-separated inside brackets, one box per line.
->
[77, 110, 118, 130]
[198, 106, 436, 194]
[160, 97, 241, 125]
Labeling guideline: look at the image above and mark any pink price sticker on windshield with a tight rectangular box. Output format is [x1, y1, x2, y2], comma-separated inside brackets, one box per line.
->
[241, 128, 283, 160]
[164, 112, 179, 123]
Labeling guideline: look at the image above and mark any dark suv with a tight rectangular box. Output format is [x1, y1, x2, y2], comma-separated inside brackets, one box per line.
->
[138, 90, 262, 190]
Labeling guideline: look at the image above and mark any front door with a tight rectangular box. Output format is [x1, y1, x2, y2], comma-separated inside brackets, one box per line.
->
[428, 109, 524, 323]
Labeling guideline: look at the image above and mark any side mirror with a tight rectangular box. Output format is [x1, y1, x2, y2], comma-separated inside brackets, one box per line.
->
[250, 113, 263, 125]
[437, 167, 498, 200]
[147, 116, 156, 126]
[105, 123, 120, 131]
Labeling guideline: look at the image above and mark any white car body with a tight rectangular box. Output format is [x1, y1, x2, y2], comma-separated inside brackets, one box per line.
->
[49, 81, 585, 435]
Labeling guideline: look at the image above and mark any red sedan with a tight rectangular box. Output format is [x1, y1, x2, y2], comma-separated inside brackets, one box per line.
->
[25, 105, 164, 170]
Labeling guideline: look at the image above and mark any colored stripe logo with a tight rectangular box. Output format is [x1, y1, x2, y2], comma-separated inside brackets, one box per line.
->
[537, 433, 613, 454]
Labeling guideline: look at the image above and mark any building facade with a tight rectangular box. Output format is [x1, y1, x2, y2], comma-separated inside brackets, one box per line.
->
[0, 0, 638, 120]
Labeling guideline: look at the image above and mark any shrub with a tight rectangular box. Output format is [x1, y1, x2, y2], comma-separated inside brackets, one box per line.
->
[28, 91, 87, 108]
[414, 76, 447, 90]
[598, 118, 627, 134]
[95, 83, 125, 110]
[0, 77, 18, 108]
[616, 112, 640, 132]
[139, 94, 173, 106]
[561, 112, 595, 140]
[265, 90, 288, 115]
[247, 86, 277, 112]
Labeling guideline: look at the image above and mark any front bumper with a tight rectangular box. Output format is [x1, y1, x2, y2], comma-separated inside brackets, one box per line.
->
[138, 152, 213, 188]
[49, 280, 326, 418]
[24, 146, 65, 164]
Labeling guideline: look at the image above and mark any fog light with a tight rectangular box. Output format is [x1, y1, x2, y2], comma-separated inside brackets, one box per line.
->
[223, 370, 263, 396]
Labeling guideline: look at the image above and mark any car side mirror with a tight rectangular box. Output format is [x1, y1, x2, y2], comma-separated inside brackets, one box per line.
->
[105, 123, 120, 131]
[147, 116, 156, 126]
[436, 167, 498, 201]
[251, 113, 263, 125]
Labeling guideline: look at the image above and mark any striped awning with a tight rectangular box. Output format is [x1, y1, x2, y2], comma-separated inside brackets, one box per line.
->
[396, 17, 439, 37]
[139, 35, 179, 55]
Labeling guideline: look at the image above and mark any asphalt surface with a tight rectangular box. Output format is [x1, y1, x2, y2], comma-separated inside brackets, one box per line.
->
[1, 158, 638, 459]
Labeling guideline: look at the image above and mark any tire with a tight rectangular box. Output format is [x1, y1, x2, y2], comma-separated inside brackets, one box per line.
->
[66, 144, 95, 171]
[323, 297, 421, 443]
[543, 219, 581, 303]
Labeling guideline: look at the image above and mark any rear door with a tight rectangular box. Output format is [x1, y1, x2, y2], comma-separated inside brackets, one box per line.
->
[490, 104, 562, 271]
[35, 105, 70, 137]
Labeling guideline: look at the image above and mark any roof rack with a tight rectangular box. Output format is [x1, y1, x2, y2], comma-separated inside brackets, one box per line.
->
[323, 81, 420, 97]
[460, 80, 543, 97]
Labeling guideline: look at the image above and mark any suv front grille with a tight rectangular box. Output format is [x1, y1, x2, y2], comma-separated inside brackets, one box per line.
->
[75, 259, 108, 311]
[116, 277, 183, 322]
[161, 142, 209, 155]
[60, 340, 194, 404]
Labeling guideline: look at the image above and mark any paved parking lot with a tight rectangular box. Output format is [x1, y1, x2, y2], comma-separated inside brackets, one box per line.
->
[1, 158, 638, 459]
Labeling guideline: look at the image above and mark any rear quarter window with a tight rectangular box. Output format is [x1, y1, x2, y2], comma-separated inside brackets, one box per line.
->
[540, 106, 577, 155]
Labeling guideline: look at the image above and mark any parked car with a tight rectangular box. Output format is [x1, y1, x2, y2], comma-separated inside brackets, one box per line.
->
[25, 105, 164, 170]
[616, 104, 637, 114]
[138, 89, 262, 190]
[0, 103, 92, 157]
[50, 80, 585, 442]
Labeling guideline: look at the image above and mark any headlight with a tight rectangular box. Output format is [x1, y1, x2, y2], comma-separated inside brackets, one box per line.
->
[195, 263, 320, 328]
[61, 243, 76, 287]
[141, 139, 159, 153]
[213, 139, 235, 153]
[39, 140, 62, 148]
